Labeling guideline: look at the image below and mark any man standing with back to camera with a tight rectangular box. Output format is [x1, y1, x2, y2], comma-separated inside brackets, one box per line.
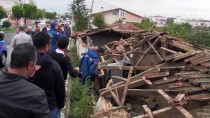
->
[0, 43, 50, 118]
[33, 32, 65, 118]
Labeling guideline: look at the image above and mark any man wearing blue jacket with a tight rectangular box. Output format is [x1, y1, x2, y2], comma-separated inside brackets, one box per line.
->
[80, 47, 105, 95]
[48, 21, 66, 51]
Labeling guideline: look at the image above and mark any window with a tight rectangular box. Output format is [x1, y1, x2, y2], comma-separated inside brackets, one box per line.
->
[112, 11, 118, 15]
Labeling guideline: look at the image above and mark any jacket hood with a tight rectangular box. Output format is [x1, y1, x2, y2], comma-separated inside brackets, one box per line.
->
[87, 49, 99, 58]
[36, 52, 52, 68]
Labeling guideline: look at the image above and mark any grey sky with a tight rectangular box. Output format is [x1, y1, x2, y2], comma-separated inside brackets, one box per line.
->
[30, 0, 210, 20]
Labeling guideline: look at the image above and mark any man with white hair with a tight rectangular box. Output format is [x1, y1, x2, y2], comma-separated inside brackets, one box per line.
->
[26, 26, 34, 38]
[10, 26, 33, 48]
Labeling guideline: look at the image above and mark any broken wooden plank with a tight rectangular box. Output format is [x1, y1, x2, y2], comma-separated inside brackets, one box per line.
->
[169, 40, 195, 52]
[201, 62, 210, 68]
[158, 66, 185, 72]
[108, 87, 122, 106]
[133, 106, 172, 118]
[146, 39, 163, 61]
[193, 58, 210, 65]
[127, 89, 179, 96]
[188, 93, 210, 101]
[173, 51, 196, 61]
[169, 83, 191, 89]
[173, 87, 204, 94]
[142, 105, 154, 118]
[135, 38, 160, 66]
[157, 89, 193, 118]
[112, 76, 127, 81]
[191, 57, 210, 65]
[173, 93, 185, 103]
[121, 67, 134, 106]
[184, 54, 203, 63]
[175, 71, 200, 76]
[164, 52, 183, 61]
[161, 47, 178, 54]
[99, 58, 115, 66]
[190, 78, 210, 86]
[142, 77, 153, 85]
[155, 77, 178, 86]
[143, 71, 169, 79]
[99, 65, 153, 71]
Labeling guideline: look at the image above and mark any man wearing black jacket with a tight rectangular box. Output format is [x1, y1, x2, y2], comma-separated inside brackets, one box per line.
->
[33, 32, 65, 118]
[50, 36, 81, 80]
[0, 43, 50, 118]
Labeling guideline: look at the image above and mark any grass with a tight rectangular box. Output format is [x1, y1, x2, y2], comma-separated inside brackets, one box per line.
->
[1, 27, 16, 34]
[65, 45, 94, 118]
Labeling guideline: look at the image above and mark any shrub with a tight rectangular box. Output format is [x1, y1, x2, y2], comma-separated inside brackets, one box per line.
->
[3, 21, 11, 30]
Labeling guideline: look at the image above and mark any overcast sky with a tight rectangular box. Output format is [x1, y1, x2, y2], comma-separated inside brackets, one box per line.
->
[30, 0, 210, 20]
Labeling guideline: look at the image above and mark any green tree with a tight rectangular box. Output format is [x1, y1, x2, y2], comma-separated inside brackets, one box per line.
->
[3, 21, 11, 30]
[133, 18, 154, 30]
[23, 4, 37, 27]
[36, 9, 44, 19]
[68, 0, 88, 31]
[93, 13, 106, 29]
[0, 6, 7, 19]
[45, 11, 56, 19]
[12, 4, 23, 27]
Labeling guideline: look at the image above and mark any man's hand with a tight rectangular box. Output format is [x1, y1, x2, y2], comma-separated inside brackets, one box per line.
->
[97, 74, 104, 78]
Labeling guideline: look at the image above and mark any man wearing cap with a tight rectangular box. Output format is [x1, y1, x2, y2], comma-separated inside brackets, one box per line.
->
[48, 21, 66, 51]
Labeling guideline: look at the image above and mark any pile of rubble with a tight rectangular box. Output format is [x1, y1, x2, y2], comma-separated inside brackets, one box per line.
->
[75, 28, 210, 118]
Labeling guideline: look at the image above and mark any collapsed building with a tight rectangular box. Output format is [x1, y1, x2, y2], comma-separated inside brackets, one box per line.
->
[73, 27, 210, 118]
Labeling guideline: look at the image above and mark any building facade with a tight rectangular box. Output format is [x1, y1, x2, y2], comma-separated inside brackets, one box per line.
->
[91, 8, 143, 25]
[0, 0, 24, 17]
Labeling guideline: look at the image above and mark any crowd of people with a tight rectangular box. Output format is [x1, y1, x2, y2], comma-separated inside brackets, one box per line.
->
[0, 20, 105, 118]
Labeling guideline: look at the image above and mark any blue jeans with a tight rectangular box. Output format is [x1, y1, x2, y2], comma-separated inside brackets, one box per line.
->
[50, 108, 61, 118]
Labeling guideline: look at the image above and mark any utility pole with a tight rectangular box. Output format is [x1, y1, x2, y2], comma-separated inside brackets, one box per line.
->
[88, 0, 94, 29]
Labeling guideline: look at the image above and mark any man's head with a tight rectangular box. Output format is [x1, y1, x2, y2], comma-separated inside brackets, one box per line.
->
[27, 26, 32, 32]
[36, 23, 41, 32]
[57, 36, 69, 50]
[18, 25, 25, 32]
[10, 43, 37, 77]
[46, 21, 50, 28]
[51, 21, 58, 29]
[33, 32, 51, 52]
[65, 21, 70, 27]
[97, 47, 105, 57]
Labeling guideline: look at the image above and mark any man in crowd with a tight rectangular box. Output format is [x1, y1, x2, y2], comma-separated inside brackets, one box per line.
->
[33, 32, 65, 118]
[80, 47, 105, 95]
[64, 21, 71, 39]
[33, 23, 41, 37]
[26, 26, 34, 38]
[0, 43, 50, 118]
[46, 21, 51, 31]
[10, 26, 33, 48]
[48, 21, 66, 51]
[50, 36, 81, 80]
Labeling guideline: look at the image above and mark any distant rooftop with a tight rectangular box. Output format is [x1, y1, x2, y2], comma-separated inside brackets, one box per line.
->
[91, 1, 118, 14]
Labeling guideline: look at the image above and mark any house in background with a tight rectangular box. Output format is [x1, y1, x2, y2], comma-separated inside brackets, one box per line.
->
[90, 1, 143, 25]
[0, 0, 24, 17]
[149, 15, 167, 27]
[91, 8, 143, 25]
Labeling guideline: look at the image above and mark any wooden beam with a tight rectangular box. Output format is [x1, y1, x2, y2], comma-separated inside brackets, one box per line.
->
[99, 58, 114, 66]
[105, 45, 111, 52]
[158, 66, 185, 72]
[173, 51, 196, 62]
[99, 66, 153, 71]
[133, 106, 172, 118]
[108, 87, 122, 106]
[121, 67, 134, 106]
[157, 89, 193, 118]
[161, 47, 178, 54]
[142, 105, 154, 118]
[135, 38, 160, 66]
[146, 40, 163, 61]
[169, 40, 196, 52]
[100, 63, 166, 96]
[127, 89, 179, 96]
[112, 76, 127, 81]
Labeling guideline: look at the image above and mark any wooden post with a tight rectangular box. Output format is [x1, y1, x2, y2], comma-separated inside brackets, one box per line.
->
[142, 105, 154, 118]
[121, 67, 134, 106]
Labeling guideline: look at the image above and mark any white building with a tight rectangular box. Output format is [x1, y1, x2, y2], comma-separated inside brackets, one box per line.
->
[149, 15, 167, 27]
[0, 0, 24, 17]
